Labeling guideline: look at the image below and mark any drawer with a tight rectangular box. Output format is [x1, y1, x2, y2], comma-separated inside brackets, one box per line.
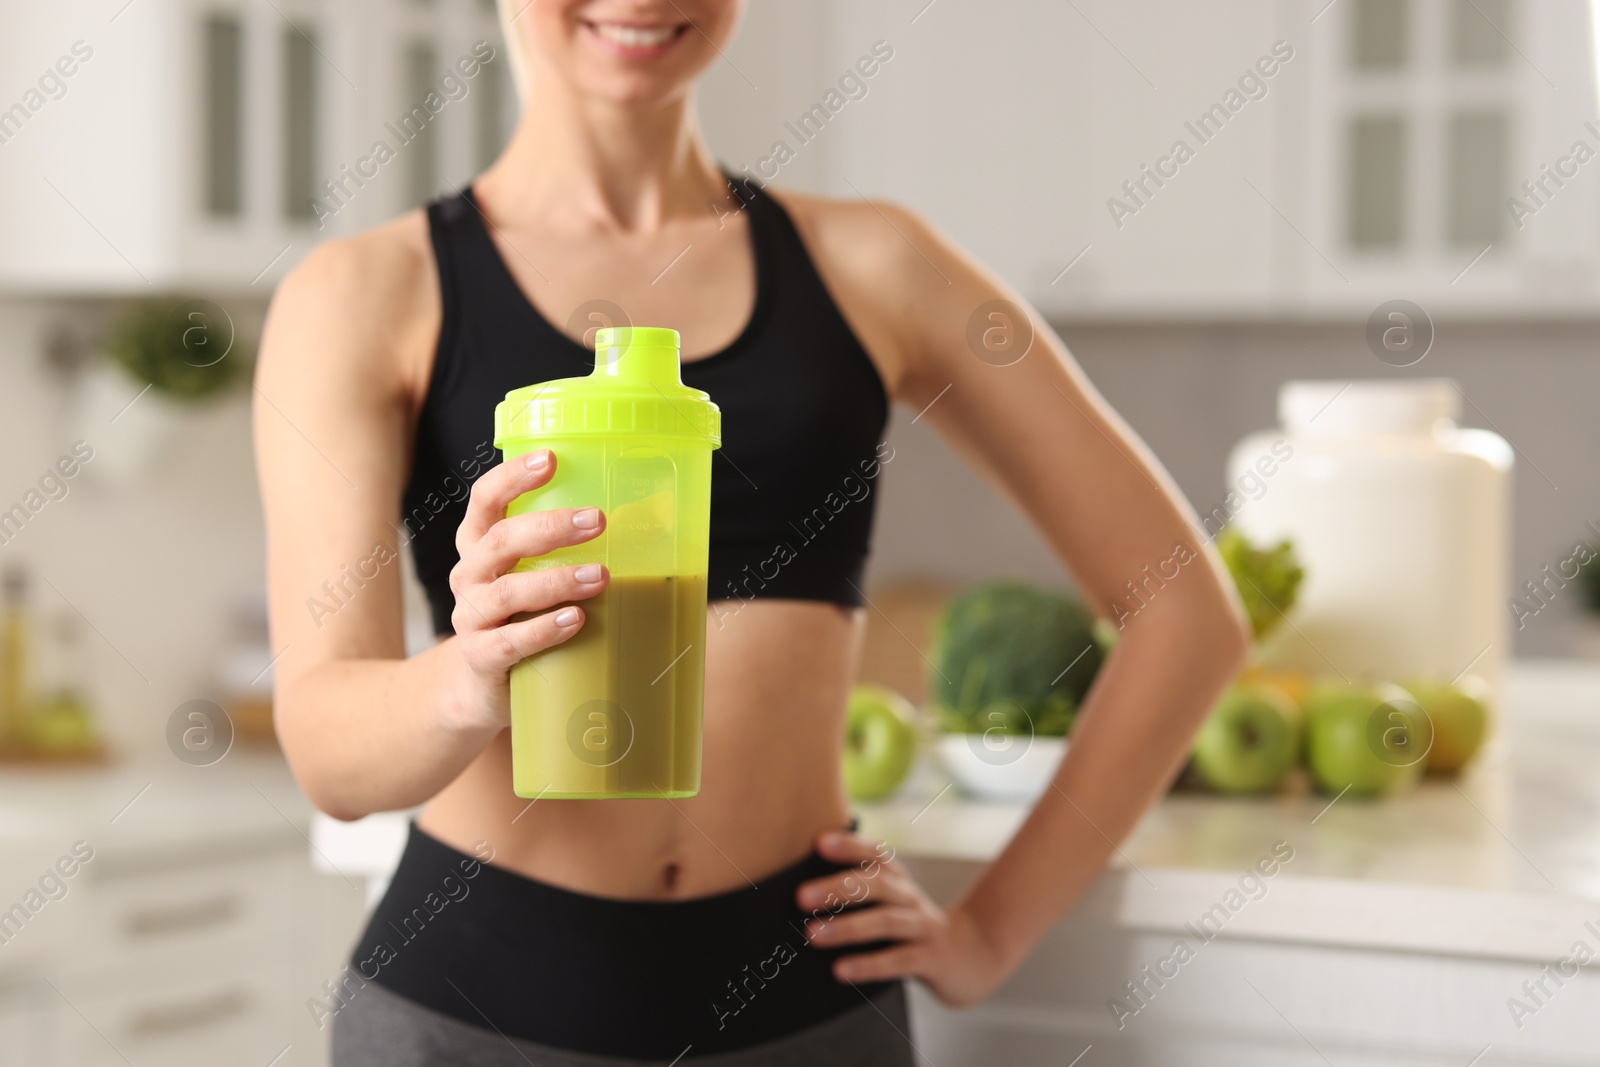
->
[69, 854, 308, 970]
[57, 960, 299, 1067]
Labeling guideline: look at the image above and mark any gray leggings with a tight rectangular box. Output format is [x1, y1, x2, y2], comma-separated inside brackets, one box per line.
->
[332, 980, 917, 1067]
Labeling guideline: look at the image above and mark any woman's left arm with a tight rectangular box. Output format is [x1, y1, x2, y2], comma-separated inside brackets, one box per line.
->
[791, 197, 1252, 1006]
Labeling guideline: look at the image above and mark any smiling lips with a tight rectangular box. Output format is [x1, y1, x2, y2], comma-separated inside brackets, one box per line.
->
[586, 20, 689, 59]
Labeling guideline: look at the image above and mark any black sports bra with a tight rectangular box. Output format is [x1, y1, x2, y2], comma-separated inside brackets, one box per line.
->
[402, 178, 891, 635]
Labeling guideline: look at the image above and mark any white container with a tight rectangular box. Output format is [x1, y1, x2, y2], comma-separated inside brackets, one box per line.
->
[937, 734, 1067, 804]
[1228, 380, 1513, 700]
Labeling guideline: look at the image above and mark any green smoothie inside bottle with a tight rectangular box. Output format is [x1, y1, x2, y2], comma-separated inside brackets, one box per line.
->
[510, 574, 707, 797]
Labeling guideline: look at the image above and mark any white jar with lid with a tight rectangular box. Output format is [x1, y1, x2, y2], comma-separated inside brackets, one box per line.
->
[1227, 380, 1513, 699]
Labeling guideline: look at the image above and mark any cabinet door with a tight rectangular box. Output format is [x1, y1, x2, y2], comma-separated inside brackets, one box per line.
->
[1295, 0, 1600, 313]
[817, 0, 1281, 316]
[0, 2, 168, 291]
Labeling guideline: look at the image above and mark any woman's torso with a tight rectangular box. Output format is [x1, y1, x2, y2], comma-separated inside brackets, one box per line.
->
[401, 174, 898, 899]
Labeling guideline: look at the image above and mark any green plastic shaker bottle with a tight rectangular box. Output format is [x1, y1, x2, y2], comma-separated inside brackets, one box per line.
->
[493, 327, 721, 799]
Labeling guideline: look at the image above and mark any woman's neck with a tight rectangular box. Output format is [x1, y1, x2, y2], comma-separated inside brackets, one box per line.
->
[476, 71, 729, 233]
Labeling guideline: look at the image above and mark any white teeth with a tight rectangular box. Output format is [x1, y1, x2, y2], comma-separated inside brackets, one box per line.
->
[593, 23, 677, 47]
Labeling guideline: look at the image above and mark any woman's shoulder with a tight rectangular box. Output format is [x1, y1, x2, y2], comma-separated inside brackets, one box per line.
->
[277, 209, 436, 320]
[764, 187, 939, 285]
[263, 208, 441, 399]
[764, 185, 995, 314]
[759, 186, 995, 393]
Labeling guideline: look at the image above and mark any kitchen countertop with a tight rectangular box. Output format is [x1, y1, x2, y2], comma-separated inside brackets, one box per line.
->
[3, 662, 1594, 967]
[0, 749, 311, 874]
[861, 658, 1600, 964]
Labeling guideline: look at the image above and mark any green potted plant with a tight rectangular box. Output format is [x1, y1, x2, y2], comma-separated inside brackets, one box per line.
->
[104, 297, 245, 402]
[75, 297, 248, 480]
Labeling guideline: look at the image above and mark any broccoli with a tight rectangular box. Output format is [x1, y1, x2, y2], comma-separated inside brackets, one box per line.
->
[929, 581, 1103, 737]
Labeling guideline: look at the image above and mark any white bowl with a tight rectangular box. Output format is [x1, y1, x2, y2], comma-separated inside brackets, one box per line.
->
[937, 733, 1067, 804]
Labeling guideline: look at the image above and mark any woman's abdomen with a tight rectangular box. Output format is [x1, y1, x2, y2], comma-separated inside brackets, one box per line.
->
[417, 599, 863, 899]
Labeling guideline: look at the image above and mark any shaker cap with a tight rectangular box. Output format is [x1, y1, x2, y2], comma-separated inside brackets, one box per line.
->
[495, 326, 721, 448]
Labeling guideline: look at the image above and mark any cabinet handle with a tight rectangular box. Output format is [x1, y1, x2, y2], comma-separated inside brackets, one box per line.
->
[124, 988, 251, 1038]
[121, 893, 241, 937]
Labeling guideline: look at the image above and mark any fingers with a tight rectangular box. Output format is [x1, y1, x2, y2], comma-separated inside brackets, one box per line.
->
[456, 507, 606, 586]
[808, 904, 929, 949]
[448, 450, 610, 678]
[815, 829, 895, 868]
[796, 864, 907, 920]
[452, 564, 609, 634]
[796, 833, 899, 915]
[457, 450, 554, 546]
[798, 831, 943, 988]
[833, 943, 924, 984]
[459, 604, 588, 675]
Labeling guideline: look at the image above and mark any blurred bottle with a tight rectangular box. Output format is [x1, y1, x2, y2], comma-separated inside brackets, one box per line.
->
[30, 612, 101, 756]
[0, 566, 29, 749]
[216, 595, 276, 745]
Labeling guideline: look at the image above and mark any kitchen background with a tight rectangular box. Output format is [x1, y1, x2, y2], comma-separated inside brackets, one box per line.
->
[1, 1, 1598, 1065]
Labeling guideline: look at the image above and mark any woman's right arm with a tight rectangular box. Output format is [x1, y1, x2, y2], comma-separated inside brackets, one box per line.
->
[256, 227, 607, 820]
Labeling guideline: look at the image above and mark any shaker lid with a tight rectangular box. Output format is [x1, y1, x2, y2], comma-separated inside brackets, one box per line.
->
[495, 326, 721, 448]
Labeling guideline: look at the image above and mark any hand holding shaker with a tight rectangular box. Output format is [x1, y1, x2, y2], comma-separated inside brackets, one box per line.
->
[494, 327, 721, 799]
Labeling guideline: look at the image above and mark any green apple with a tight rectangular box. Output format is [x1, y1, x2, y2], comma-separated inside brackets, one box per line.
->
[1191, 683, 1300, 795]
[843, 684, 918, 801]
[1405, 675, 1490, 774]
[1091, 616, 1121, 654]
[1304, 681, 1428, 797]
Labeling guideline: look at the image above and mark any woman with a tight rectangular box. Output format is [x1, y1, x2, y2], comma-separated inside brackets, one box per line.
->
[256, 1, 1250, 1063]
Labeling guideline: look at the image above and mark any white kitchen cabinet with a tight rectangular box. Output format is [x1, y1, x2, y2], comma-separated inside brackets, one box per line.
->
[904, 864, 1600, 1067]
[62, 851, 306, 973]
[804, 0, 1600, 318]
[10, 0, 1589, 312]
[0, 756, 367, 1067]
[1291, 0, 1600, 314]
[821, 0, 1284, 317]
[0, 0, 509, 294]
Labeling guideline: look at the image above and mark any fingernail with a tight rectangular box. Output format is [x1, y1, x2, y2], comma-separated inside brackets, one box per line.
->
[822, 831, 848, 849]
[574, 564, 602, 584]
[525, 450, 550, 471]
[836, 961, 857, 980]
[572, 507, 600, 529]
[555, 607, 580, 627]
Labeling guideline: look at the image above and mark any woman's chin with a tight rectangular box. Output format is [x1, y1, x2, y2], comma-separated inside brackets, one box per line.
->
[571, 73, 693, 110]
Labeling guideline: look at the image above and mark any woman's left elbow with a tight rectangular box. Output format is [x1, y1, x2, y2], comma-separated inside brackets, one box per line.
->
[1166, 582, 1252, 669]
[1209, 597, 1253, 670]
[1130, 587, 1250, 669]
